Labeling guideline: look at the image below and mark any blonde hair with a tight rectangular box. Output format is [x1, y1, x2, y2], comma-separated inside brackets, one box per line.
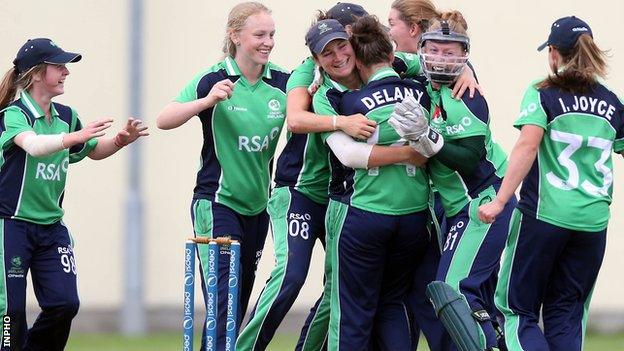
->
[391, 0, 441, 32]
[428, 10, 468, 35]
[222, 2, 272, 58]
[0, 64, 47, 110]
[538, 34, 608, 93]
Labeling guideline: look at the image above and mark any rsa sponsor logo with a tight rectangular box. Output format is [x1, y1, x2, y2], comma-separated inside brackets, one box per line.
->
[34, 157, 69, 181]
[238, 127, 281, 152]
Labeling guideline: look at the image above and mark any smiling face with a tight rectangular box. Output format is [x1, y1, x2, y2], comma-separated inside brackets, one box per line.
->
[32, 63, 69, 98]
[232, 11, 275, 67]
[314, 39, 356, 81]
[388, 8, 419, 52]
[421, 40, 467, 85]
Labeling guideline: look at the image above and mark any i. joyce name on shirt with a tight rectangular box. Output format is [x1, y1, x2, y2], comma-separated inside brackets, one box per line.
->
[361, 87, 424, 110]
[238, 127, 281, 152]
[558, 95, 616, 120]
[35, 158, 69, 182]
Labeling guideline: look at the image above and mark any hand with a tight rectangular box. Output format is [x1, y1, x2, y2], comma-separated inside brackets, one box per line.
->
[204, 79, 234, 106]
[115, 118, 149, 147]
[452, 66, 483, 99]
[388, 95, 428, 140]
[77, 118, 113, 143]
[477, 198, 505, 223]
[409, 128, 444, 157]
[307, 65, 324, 95]
[337, 114, 377, 140]
[394, 94, 423, 117]
[389, 110, 428, 141]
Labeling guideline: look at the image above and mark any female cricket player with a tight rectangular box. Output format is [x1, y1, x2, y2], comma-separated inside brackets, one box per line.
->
[392, 11, 513, 350]
[312, 15, 439, 350]
[156, 2, 288, 350]
[291, 7, 479, 351]
[239, 3, 428, 349]
[237, 4, 380, 351]
[388, 2, 489, 350]
[478, 16, 623, 351]
[0, 38, 147, 351]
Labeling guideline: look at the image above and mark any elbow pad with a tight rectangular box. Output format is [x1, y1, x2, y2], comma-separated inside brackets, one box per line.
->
[20, 133, 65, 157]
[326, 132, 373, 169]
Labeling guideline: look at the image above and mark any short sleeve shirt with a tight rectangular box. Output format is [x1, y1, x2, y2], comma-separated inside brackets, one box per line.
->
[286, 57, 315, 93]
[514, 80, 624, 231]
[274, 57, 333, 204]
[393, 51, 422, 78]
[315, 67, 431, 215]
[0, 91, 98, 224]
[176, 57, 289, 215]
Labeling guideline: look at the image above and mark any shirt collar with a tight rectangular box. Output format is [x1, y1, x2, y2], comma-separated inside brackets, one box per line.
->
[20, 90, 59, 119]
[322, 72, 348, 92]
[224, 56, 272, 79]
[367, 67, 399, 84]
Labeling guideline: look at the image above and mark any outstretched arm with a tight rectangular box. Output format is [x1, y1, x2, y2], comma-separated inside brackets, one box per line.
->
[478, 125, 544, 223]
[14, 118, 113, 157]
[88, 118, 149, 160]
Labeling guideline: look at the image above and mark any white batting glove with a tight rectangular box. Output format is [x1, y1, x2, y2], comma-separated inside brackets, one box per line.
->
[388, 95, 429, 141]
[394, 94, 422, 117]
[409, 128, 445, 157]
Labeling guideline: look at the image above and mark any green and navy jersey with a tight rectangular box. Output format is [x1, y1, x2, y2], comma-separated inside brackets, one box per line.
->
[515, 81, 624, 231]
[0, 91, 97, 224]
[393, 51, 422, 78]
[286, 51, 421, 91]
[176, 57, 289, 216]
[285, 57, 315, 93]
[427, 85, 508, 217]
[274, 58, 339, 205]
[315, 67, 431, 215]
[274, 53, 422, 206]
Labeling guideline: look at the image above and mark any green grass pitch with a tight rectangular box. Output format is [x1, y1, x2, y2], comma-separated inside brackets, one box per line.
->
[65, 332, 624, 350]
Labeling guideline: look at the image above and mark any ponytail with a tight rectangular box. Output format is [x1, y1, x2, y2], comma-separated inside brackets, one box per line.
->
[0, 67, 18, 110]
[538, 34, 608, 93]
[0, 64, 47, 110]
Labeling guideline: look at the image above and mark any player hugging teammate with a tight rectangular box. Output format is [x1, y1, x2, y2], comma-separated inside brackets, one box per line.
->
[172, 3, 621, 351]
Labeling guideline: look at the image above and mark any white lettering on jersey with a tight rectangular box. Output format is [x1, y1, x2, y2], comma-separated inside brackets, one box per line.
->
[227, 105, 248, 112]
[361, 87, 423, 110]
[519, 102, 538, 119]
[238, 127, 281, 152]
[560, 96, 616, 120]
[267, 99, 285, 119]
[445, 124, 466, 135]
[34, 158, 69, 181]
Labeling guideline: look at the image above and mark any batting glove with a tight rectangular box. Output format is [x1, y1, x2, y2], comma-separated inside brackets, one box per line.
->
[409, 128, 445, 157]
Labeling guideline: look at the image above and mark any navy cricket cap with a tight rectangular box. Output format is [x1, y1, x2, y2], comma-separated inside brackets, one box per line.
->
[537, 16, 593, 52]
[327, 2, 368, 26]
[306, 19, 350, 55]
[13, 38, 81, 74]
